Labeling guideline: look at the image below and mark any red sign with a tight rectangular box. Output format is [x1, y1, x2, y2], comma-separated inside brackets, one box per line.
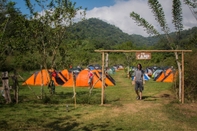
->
[136, 52, 151, 60]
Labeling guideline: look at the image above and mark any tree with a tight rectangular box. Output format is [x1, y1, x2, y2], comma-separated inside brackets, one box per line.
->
[130, 0, 184, 101]
[0, 1, 30, 70]
[24, 0, 86, 69]
[183, 0, 197, 21]
[24, 0, 86, 98]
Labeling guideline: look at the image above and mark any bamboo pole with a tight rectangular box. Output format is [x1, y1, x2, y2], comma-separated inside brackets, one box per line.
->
[181, 52, 185, 104]
[101, 52, 105, 105]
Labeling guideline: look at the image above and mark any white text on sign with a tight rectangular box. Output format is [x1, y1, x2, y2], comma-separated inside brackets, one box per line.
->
[136, 52, 151, 60]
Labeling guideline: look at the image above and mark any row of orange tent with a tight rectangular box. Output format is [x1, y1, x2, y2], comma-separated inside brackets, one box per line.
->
[22, 69, 115, 88]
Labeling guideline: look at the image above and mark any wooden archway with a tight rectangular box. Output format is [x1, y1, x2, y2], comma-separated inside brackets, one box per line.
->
[94, 50, 192, 105]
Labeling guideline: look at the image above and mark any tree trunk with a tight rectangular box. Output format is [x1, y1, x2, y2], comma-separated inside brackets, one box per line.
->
[2, 71, 11, 104]
[165, 34, 182, 102]
[105, 53, 109, 68]
[12, 71, 19, 103]
[174, 52, 182, 102]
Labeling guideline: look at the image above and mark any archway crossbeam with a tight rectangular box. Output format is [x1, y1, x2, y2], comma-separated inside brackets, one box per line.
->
[95, 50, 192, 53]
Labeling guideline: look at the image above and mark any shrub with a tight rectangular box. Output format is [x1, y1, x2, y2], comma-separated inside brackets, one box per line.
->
[183, 50, 197, 102]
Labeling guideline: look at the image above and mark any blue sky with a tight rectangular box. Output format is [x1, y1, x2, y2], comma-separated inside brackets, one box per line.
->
[72, 0, 115, 10]
[11, 0, 197, 37]
[13, 0, 115, 13]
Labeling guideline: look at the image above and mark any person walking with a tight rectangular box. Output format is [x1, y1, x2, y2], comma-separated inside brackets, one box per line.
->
[133, 63, 144, 100]
[88, 68, 94, 89]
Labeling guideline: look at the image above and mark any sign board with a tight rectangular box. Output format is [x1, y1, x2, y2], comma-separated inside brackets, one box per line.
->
[136, 52, 151, 60]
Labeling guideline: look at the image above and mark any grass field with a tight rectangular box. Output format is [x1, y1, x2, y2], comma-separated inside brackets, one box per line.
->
[0, 70, 197, 131]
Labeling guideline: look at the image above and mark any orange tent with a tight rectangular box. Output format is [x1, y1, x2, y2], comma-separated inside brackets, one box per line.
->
[62, 69, 115, 88]
[22, 69, 67, 86]
[163, 71, 178, 82]
[156, 68, 177, 82]
[52, 71, 68, 85]
[22, 69, 51, 86]
[62, 69, 103, 88]
[60, 69, 70, 80]
[61, 73, 75, 87]
[92, 70, 115, 86]
[76, 69, 104, 88]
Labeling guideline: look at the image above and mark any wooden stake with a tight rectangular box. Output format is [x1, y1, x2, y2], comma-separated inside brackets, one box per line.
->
[72, 72, 77, 108]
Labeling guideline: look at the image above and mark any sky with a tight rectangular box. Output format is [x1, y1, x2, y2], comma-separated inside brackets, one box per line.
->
[13, 0, 196, 37]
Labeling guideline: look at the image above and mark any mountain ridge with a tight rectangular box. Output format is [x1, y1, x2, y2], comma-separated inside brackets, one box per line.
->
[69, 18, 158, 47]
[69, 18, 197, 48]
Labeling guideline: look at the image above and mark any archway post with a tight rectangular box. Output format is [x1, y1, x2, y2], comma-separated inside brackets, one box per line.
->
[101, 52, 105, 105]
[181, 51, 184, 104]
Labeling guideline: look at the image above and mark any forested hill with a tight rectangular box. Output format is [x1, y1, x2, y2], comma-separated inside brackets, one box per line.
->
[69, 18, 197, 48]
[69, 18, 158, 47]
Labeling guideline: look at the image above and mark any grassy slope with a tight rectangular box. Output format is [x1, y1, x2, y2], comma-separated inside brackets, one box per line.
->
[0, 70, 197, 131]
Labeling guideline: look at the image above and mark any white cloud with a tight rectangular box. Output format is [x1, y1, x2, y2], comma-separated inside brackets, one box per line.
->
[83, 0, 196, 37]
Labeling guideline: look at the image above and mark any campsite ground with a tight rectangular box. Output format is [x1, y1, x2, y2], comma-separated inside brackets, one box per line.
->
[0, 70, 197, 130]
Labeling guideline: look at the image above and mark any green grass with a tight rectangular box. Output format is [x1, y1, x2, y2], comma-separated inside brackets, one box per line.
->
[0, 70, 197, 131]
